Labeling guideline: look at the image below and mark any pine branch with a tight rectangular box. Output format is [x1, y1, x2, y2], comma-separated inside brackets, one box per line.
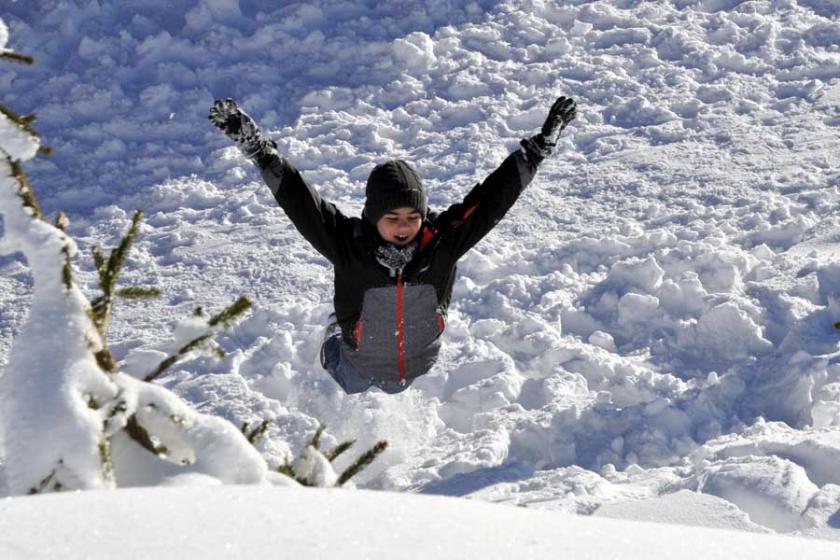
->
[125, 415, 160, 455]
[90, 210, 145, 335]
[309, 424, 326, 451]
[327, 440, 355, 462]
[337, 441, 387, 487]
[8, 158, 43, 220]
[92, 245, 107, 280]
[28, 468, 60, 495]
[834, 321, 840, 330]
[115, 287, 162, 299]
[0, 103, 51, 153]
[54, 211, 69, 232]
[105, 209, 142, 294]
[207, 296, 252, 328]
[61, 246, 73, 290]
[276, 462, 296, 479]
[0, 103, 36, 132]
[143, 297, 251, 382]
[144, 333, 213, 382]
[0, 50, 34, 64]
[94, 348, 117, 373]
[241, 419, 271, 445]
[98, 439, 114, 483]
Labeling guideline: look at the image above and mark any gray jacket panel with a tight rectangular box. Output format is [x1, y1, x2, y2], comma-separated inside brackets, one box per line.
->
[343, 283, 443, 383]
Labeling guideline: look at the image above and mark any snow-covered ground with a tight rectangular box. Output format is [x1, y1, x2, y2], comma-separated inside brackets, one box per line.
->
[3, 485, 840, 559]
[2, 0, 840, 553]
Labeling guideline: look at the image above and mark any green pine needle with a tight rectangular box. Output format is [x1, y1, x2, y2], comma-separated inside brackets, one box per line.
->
[8, 158, 43, 220]
[144, 333, 213, 382]
[92, 246, 107, 278]
[54, 211, 69, 231]
[208, 296, 253, 328]
[337, 441, 388, 487]
[61, 246, 73, 290]
[124, 415, 159, 454]
[243, 419, 271, 445]
[0, 50, 34, 64]
[105, 209, 142, 294]
[327, 440, 356, 462]
[309, 424, 326, 451]
[94, 349, 117, 373]
[28, 470, 57, 495]
[99, 439, 114, 482]
[115, 287, 162, 299]
[276, 463, 295, 479]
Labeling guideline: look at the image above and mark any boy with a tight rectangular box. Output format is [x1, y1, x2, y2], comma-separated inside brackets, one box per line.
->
[210, 96, 576, 394]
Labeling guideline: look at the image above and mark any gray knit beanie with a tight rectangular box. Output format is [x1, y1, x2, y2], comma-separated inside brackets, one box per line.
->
[363, 160, 427, 225]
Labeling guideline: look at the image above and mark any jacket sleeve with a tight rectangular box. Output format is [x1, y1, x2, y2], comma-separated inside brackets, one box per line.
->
[434, 149, 539, 259]
[259, 155, 347, 264]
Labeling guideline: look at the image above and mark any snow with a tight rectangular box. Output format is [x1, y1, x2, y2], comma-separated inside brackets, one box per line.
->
[1, 485, 839, 560]
[1, 0, 840, 555]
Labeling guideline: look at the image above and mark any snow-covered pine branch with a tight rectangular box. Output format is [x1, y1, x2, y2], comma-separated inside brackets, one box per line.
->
[275, 424, 388, 487]
[0, 83, 116, 494]
[142, 296, 252, 382]
[0, 20, 272, 494]
[0, 16, 388, 496]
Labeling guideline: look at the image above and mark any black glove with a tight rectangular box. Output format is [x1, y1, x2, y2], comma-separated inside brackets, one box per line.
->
[520, 96, 576, 164]
[209, 98, 276, 164]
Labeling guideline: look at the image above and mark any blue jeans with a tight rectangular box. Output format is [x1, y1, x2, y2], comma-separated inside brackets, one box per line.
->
[320, 334, 410, 395]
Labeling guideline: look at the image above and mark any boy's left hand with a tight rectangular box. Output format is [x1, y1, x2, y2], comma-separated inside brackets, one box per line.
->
[520, 95, 577, 164]
[541, 96, 577, 146]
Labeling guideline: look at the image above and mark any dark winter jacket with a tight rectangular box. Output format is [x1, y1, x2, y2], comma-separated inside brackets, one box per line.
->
[259, 149, 539, 385]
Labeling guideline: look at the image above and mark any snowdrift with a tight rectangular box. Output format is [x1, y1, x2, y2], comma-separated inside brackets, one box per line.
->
[1, 485, 838, 559]
[1, 0, 839, 544]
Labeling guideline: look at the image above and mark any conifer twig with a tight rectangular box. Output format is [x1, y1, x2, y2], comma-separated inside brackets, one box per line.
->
[144, 333, 214, 382]
[207, 296, 253, 328]
[8, 158, 43, 220]
[144, 297, 252, 381]
[90, 210, 145, 335]
[309, 424, 326, 450]
[0, 50, 34, 64]
[125, 415, 160, 455]
[106, 210, 143, 291]
[0, 102, 51, 153]
[242, 419, 271, 445]
[327, 440, 355, 462]
[54, 211, 69, 231]
[337, 441, 387, 486]
[115, 287, 162, 299]
[61, 246, 73, 290]
[276, 462, 295, 479]
[28, 468, 60, 495]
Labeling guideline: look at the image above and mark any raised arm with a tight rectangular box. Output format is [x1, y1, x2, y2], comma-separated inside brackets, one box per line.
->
[209, 98, 347, 264]
[435, 96, 577, 258]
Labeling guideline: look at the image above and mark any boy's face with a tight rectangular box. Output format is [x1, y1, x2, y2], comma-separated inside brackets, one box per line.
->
[376, 207, 423, 246]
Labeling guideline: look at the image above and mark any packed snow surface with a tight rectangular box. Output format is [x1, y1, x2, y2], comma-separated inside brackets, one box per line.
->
[2, 0, 840, 550]
[2, 485, 839, 559]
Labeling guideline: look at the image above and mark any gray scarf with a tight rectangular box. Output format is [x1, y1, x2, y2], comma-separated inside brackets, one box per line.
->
[375, 242, 417, 277]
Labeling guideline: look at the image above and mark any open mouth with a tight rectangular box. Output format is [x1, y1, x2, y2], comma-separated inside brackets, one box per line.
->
[394, 235, 409, 243]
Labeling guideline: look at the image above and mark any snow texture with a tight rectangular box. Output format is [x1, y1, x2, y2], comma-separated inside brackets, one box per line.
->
[0, 485, 838, 560]
[1, 0, 840, 549]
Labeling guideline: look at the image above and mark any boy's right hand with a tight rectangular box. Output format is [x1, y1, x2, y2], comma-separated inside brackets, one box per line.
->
[209, 98, 276, 162]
